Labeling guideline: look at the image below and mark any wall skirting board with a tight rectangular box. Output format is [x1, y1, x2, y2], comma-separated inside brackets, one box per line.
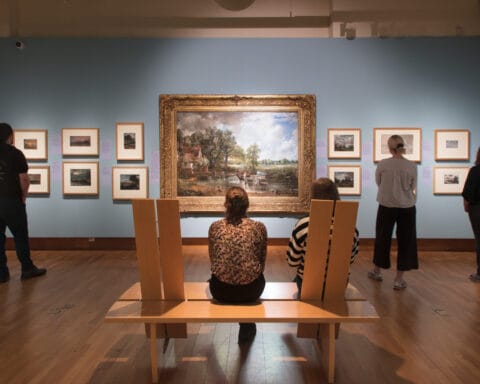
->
[5, 238, 474, 252]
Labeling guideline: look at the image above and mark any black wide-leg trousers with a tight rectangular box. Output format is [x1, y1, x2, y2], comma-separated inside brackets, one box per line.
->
[373, 205, 418, 271]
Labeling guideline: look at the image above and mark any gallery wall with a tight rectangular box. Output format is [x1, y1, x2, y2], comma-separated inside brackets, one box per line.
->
[0, 37, 479, 239]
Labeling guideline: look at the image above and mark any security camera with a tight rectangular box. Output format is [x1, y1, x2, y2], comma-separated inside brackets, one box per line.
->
[15, 41, 25, 50]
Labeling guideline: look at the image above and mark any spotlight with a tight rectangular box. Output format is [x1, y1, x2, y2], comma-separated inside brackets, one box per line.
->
[15, 40, 25, 50]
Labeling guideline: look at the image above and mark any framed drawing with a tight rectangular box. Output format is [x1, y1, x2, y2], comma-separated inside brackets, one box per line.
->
[62, 128, 99, 156]
[116, 122, 144, 161]
[433, 166, 469, 195]
[327, 128, 361, 159]
[328, 165, 362, 195]
[160, 94, 316, 213]
[112, 166, 149, 200]
[63, 162, 99, 195]
[373, 128, 422, 162]
[28, 166, 50, 195]
[13, 129, 48, 160]
[434, 130, 470, 161]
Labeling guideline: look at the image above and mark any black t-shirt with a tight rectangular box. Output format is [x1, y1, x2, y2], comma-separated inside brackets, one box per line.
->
[0, 143, 29, 199]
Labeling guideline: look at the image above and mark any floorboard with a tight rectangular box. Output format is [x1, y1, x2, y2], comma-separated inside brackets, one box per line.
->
[0, 247, 479, 383]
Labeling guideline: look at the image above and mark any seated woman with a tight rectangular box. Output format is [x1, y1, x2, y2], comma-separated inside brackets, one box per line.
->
[208, 186, 267, 344]
[286, 177, 359, 296]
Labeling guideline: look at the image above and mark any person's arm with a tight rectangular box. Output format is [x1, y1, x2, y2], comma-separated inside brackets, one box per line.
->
[19, 173, 30, 204]
[462, 167, 477, 212]
[350, 228, 360, 264]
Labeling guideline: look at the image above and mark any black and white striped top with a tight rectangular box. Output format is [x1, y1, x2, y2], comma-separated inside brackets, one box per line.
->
[286, 216, 359, 280]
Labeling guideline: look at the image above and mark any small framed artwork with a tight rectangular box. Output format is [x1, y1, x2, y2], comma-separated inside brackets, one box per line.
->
[28, 166, 50, 195]
[63, 162, 99, 195]
[373, 128, 422, 163]
[328, 164, 362, 195]
[13, 130, 48, 160]
[116, 122, 144, 161]
[112, 166, 149, 200]
[327, 128, 361, 159]
[433, 166, 469, 195]
[62, 128, 99, 156]
[434, 130, 470, 161]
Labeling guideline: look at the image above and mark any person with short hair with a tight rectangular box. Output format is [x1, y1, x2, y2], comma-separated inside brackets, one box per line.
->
[286, 177, 359, 295]
[208, 186, 267, 343]
[0, 122, 46, 283]
[368, 135, 418, 290]
[462, 147, 480, 282]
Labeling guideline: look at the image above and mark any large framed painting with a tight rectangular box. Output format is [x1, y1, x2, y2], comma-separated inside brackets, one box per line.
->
[63, 162, 99, 195]
[327, 128, 361, 159]
[373, 128, 422, 162]
[112, 166, 149, 200]
[13, 129, 48, 160]
[328, 164, 362, 196]
[62, 128, 99, 156]
[433, 166, 469, 195]
[116, 122, 144, 161]
[160, 94, 316, 213]
[434, 129, 470, 161]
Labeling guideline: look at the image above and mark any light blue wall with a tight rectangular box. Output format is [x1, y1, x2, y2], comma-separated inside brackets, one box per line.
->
[0, 37, 479, 238]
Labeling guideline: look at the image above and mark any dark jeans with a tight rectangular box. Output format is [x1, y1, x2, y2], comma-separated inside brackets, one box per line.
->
[467, 204, 480, 275]
[209, 274, 265, 303]
[0, 198, 34, 271]
[373, 205, 418, 271]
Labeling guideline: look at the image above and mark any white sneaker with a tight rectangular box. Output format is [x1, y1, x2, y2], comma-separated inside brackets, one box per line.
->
[368, 270, 383, 281]
[393, 280, 407, 290]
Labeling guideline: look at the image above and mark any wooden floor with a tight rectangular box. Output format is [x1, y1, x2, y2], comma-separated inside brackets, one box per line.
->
[1, 246, 479, 384]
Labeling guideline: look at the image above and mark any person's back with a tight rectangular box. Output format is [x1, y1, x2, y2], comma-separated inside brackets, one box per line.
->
[376, 157, 416, 208]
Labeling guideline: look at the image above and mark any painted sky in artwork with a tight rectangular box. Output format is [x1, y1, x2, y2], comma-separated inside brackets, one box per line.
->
[177, 111, 298, 161]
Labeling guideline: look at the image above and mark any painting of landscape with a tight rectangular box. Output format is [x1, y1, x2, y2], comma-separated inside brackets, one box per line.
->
[176, 111, 298, 197]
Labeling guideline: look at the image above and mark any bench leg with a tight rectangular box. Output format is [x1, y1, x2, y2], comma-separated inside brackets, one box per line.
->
[149, 323, 159, 383]
[318, 323, 336, 384]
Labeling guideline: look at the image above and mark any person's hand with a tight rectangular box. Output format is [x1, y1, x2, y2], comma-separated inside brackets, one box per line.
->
[464, 200, 469, 212]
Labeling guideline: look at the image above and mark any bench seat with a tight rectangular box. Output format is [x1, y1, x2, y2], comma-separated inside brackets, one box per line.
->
[118, 281, 366, 302]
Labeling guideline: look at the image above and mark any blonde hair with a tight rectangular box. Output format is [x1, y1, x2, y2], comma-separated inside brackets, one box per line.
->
[387, 135, 406, 155]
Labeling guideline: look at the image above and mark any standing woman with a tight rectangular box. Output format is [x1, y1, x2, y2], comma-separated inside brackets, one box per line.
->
[368, 135, 418, 289]
[462, 147, 480, 282]
[208, 186, 267, 343]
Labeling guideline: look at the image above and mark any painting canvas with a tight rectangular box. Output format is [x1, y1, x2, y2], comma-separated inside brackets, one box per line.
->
[433, 167, 469, 195]
[62, 128, 99, 156]
[116, 123, 144, 161]
[13, 130, 48, 160]
[112, 166, 148, 200]
[27, 166, 50, 195]
[160, 94, 316, 213]
[328, 165, 362, 195]
[434, 130, 470, 161]
[328, 129, 361, 159]
[63, 162, 99, 195]
[373, 128, 422, 162]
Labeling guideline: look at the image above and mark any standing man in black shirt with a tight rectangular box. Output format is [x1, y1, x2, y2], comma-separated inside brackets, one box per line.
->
[0, 123, 46, 283]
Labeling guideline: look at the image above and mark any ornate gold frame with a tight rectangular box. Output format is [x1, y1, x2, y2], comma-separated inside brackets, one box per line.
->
[160, 94, 316, 213]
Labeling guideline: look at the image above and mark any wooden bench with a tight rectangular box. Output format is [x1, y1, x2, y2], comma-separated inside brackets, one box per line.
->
[105, 199, 379, 383]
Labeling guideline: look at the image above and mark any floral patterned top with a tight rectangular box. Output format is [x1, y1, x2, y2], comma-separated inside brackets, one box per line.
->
[209, 217, 267, 285]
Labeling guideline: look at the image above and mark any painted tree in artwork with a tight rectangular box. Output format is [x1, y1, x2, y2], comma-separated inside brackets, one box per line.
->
[217, 130, 236, 169]
[245, 143, 261, 173]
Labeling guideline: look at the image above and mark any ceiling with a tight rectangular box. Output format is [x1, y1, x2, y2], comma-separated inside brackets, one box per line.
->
[1, 0, 479, 39]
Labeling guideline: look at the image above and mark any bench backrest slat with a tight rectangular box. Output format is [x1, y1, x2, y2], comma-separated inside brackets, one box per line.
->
[156, 199, 185, 301]
[132, 199, 163, 300]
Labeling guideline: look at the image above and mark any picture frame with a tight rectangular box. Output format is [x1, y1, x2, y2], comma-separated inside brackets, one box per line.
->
[112, 166, 149, 200]
[62, 128, 99, 156]
[373, 128, 422, 162]
[13, 129, 48, 160]
[27, 166, 50, 195]
[434, 130, 470, 161]
[328, 164, 362, 196]
[327, 128, 361, 159]
[62, 162, 99, 195]
[116, 122, 144, 161]
[433, 166, 469, 195]
[160, 94, 316, 213]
